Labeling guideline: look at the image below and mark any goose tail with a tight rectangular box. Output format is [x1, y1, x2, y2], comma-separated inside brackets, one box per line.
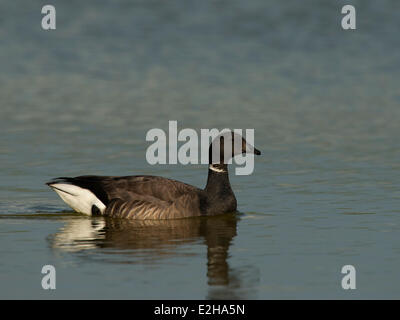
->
[46, 177, 106, 215]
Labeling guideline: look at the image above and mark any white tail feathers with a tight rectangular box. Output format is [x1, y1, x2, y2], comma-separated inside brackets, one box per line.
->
[49, 183, 106, 215]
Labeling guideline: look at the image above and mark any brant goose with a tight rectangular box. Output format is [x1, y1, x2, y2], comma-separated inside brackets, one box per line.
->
[47, 132, 261, 219]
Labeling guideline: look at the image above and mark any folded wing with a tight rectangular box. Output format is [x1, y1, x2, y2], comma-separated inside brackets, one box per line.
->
[47, 175, 205, 219]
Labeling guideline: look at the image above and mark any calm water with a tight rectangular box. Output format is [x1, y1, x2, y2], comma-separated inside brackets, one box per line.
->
[1, 0, 400, 299]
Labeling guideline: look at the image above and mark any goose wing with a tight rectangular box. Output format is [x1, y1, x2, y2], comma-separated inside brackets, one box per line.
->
[48, 175, 201, 205]
[102, 175, 201, 203]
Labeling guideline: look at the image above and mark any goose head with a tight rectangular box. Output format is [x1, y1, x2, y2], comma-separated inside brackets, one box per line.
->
[208, 131, 261, 165]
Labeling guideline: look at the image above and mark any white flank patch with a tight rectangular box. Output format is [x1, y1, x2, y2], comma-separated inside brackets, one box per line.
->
[49, 183, 106, 215]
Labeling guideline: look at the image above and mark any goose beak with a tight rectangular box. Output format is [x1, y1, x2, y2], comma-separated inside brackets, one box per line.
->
[244, 143, 261, 155]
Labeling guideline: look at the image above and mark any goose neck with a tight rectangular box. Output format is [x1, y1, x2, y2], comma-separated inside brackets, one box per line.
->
[205, 164, 232, 194]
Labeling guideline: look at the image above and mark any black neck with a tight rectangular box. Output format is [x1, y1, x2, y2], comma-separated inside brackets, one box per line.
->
[205, 164, 232, 195]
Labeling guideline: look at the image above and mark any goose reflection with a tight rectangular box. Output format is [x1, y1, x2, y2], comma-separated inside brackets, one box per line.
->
[49, 214, 258, 298]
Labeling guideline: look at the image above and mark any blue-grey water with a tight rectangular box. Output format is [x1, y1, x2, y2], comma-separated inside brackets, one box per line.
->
[1, 0, 400, 299]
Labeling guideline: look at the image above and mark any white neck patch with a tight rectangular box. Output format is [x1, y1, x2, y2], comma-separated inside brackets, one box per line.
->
[209, 165, 227, 173]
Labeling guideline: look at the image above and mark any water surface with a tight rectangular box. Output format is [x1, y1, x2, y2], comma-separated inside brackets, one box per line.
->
[1, 0, 400, 299]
